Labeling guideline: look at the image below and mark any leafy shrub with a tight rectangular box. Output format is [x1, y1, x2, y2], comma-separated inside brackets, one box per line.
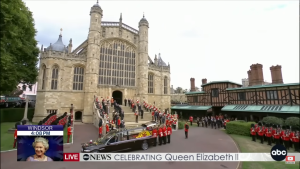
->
[0, 108, 35, 122]
[284, 117, 300, 127]
[226, 121, 253, 136]
[178, 121, 184, 129]
[262, 116, 284, 125]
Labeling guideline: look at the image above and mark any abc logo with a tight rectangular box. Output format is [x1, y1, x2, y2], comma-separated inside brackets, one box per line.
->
[270, 144, 287, 161]
[83, 154, 89, 161]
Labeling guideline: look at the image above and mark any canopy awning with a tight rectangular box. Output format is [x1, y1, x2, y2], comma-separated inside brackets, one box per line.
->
[171, 105, 212, 111]
[221, 105, 299, 114]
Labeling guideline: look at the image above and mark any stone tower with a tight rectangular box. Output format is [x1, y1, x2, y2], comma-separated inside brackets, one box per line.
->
[82, 2, 103, 123]
[137, 14, 149, 102]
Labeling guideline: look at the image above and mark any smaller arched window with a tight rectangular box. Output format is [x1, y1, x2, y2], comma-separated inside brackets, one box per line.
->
[164, 76, 168, 94]
[51, 66, 59, 90]
[41, 65, 46, 90]
[73, 67, 84, 90]
[148, 74, 154, 94]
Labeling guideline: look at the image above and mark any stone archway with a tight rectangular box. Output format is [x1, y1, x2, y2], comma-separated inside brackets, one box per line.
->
[75, 111, 82, 121]
[112, 90, 122, 105]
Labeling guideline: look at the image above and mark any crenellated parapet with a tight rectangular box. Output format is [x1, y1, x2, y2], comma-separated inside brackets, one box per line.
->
[40, 50, 86, 61]
[101, 21, 139, 35]
[148, 63, 170, 72]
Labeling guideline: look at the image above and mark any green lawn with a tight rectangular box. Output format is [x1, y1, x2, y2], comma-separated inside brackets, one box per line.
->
[1, 122, 72, 151]
[228, 133, 299, 169]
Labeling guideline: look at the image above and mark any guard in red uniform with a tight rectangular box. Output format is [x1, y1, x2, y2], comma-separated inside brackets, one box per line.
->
[184, 121, 189, 139]
[289, 127, 294, 149]
[117, 117, 121, 129]
[106, 123, 110, 134]
[167, 125, 172, 143]
[158, 126, 163, 145]
[291, 127, 299, 152]
[258, 122, 264, 144]
[271, 124, 276, 143]
[189, 116, 193, 126]
[255, 124, 259, 140]
[152, 126, 158, 146]
[250, 124, 256, 142]
[99, 126, 103, 138]
[273, 125, 281, 145]
[223, 119, 230, 129]
[281, 126, 290, 150]
[162, 125, 167, 144]
[265, 124, 272, 146]
[66, 125, 71, 143]
[13, 129, 17, 148]
[152, 111, 155, 121]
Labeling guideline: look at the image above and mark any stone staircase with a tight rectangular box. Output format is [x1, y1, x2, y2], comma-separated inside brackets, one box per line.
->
[108, 104, 153, 128]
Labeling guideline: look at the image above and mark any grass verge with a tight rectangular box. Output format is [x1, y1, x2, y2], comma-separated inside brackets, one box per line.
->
[228, 133, 299, 169]
[1, 122, 72, 151]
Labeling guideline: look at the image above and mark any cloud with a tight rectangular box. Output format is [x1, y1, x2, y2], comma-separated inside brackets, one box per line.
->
[24, 1, 299, 89]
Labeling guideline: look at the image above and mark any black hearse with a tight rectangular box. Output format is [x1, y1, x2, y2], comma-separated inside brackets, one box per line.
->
[81, 121, 157, 153]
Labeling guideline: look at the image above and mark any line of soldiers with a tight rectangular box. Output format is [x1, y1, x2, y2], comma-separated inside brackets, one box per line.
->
[150, 124, 172, 145]
[250, 122, 299, 152]
[193, 115, 230, 129]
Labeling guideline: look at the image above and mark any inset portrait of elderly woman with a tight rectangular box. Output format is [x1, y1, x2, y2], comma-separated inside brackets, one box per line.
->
[26, 137, 53, 161]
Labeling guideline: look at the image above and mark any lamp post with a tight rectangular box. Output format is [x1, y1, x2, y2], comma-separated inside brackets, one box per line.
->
[70, 104, 74, 126]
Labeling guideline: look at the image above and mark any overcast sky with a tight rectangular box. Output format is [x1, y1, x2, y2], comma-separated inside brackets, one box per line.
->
[24, 1, 299, 90]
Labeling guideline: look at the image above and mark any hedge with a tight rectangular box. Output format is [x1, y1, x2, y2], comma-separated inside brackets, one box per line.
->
[178, 121, 184, 129]
[0, 108, 35, 122]
[226, 121, 253, 136]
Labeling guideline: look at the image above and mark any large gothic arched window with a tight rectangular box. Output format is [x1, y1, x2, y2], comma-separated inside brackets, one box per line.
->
[98, 40, 136, 86]
[51, 65, 59, 90]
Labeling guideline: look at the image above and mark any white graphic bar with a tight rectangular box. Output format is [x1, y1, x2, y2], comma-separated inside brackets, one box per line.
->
[78, 153, 300, 162]
[17, 131, 63, 136]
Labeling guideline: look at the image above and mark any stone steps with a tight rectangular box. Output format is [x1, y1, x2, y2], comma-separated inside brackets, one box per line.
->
[109, 105, 152, 122]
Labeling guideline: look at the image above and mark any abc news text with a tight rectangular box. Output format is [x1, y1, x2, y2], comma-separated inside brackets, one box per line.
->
[62, 153, 299, 162]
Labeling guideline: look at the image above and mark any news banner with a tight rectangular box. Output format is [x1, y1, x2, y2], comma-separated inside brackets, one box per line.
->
[16, 125, 299, 163]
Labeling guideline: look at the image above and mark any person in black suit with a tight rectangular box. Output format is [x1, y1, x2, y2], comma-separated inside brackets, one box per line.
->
[124, 98, 127, 106]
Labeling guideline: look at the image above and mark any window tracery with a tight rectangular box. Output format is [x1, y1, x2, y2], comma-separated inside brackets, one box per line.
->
[98, 40, 136, 86]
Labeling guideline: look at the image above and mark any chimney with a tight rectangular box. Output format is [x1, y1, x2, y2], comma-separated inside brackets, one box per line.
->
[247, 70, 252, 86]
[250, 63, 264, 86]
[270, 65, 283, 84]
[202, 78, 207, 85]
[190, 78, 196, 92]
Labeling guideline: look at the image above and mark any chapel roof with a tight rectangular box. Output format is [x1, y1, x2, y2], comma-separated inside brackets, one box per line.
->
[157, 55, 167, 66]
[47, 34, 68, 52]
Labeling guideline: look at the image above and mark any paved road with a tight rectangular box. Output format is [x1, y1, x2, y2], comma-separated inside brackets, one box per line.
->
[1, 124, 239, 169]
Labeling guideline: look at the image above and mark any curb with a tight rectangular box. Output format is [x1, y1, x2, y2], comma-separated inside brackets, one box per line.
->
[227, 134, 242, 169]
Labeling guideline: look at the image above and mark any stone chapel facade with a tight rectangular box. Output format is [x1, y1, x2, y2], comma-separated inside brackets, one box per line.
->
[33, 2, 171, 123]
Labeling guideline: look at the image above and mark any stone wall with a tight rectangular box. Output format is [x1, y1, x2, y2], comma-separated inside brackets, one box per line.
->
[171, 94, 187, 103]
[147, 67, 171, 110]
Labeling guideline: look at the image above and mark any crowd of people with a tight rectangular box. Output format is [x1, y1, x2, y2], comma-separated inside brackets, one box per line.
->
[95, 97, 179, 138]
[250, 122, 299, 152]
[189, 115, 231, 129]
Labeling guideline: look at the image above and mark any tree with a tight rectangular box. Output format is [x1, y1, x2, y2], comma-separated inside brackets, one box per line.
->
[0, 0, 39, 95]
[175, 87, 183, 93]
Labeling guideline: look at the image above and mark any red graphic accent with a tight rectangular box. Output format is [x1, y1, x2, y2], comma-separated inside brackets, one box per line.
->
[64, 153, 80, 161]
[285, 156, 295, 162]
